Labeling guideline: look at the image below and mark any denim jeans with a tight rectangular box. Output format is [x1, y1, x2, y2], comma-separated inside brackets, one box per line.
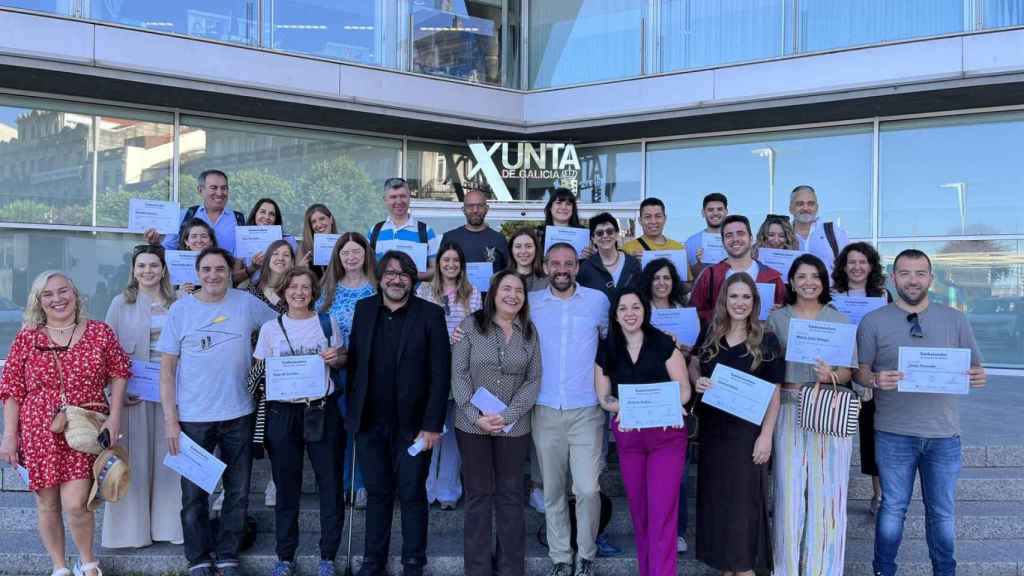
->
[873, 431, 960, 576]
[179, 415, 254, 569]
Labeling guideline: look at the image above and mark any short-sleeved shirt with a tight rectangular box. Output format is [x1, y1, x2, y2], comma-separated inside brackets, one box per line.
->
[623, 236, 684, 254]
[767, 304, 857, 385]
[857, 302, 982, 438]
[795, 219, 848, 274]
[597, 329, 676, 397]
[253, 314, 341, 400]
[441, 226, 510, 273]
[368, 216, 440, 262]
[162, 203, 242, 255]
[156, 289, 278, 422]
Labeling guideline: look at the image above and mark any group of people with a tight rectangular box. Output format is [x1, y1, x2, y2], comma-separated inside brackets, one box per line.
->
[0, 169, 986, 576]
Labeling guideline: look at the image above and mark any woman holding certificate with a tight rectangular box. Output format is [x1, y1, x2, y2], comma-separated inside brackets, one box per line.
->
[767, 254, 857, 576]
[296, 204, 337, 281]
[690, 273, 783, 576]
[102, 245, 183, 548]
[245, 239, 294, 315]
[595, 288, 691, 576]
[253, 267, 346, 576]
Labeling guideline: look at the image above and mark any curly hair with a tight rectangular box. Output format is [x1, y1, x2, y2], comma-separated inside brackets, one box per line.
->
[754, 215, 798, 252]
[832, 242, 886, 297]
[698, 273, 770, 371]
[638, 257, 688, 308]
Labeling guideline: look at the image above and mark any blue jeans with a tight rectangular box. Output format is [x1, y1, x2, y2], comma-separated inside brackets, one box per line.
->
[873, 431, 960, 576]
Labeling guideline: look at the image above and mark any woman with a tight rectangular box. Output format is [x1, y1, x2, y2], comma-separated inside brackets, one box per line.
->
[242, 198, 296, 283]
[595, 288, 691, 576]
[506, 228, 548, 293]
[832, 241, 890, 515]
[297, 204, 338, 281]
[415, 239, 482, 509]
[767, 254, 857, 576]
[0, 271, 131, 576]
[317, 232, 377, 509]
[691, 274, 783, 575]
[578, 212, 642, 302]
[102, 245, 183, 548]
[175, 218, 246, 296]
[451, 270, 541, 576]
[541, 188, 592, 259]
[754, 214, 799, 254]
[246, 239, 294, 315]
[253, 267, 346, 576]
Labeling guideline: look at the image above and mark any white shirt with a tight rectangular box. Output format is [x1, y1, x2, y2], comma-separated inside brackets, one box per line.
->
[253, 314, 341, 401]
[726, 260, 760, 279]
[795, 219, 848, 273]
[529, 284, 610, 410]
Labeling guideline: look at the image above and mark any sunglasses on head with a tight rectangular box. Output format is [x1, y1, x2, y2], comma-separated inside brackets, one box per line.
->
[384, 177, 408, 189]
[906, 312, 924, 338]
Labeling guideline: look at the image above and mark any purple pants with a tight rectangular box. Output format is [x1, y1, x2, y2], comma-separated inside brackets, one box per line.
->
[612, 422, 687, 576]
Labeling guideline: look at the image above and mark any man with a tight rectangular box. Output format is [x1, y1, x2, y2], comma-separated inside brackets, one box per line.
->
[685, 192, 729, 277]
[368, 177, 440, 282]
[788, 184, 848, 273]
[689, 215, 786, 326]
[440, 188, 510, 284]
[578, 211, 642, 302]
[158, 247, 278, 576]
[530, 243, 610, 576]
[856, 249, 986, 576]
[146, 169, 246, 255]
[623, 197, 685, 256]
[345, 250, 451, 576]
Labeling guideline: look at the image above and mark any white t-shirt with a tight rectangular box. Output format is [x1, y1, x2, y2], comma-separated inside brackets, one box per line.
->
[253, 314, 341, 401]
[726, 260, 760, 279]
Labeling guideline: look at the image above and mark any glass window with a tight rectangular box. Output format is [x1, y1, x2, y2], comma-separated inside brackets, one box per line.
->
[264, 0, 383, 66]
[525, 143, 641, 203]
[529, 0, 646, 88]
[880, 112, 1024, 237]
[984, 0, 1024, 28]
[878, 240, 1024, 368]
[659, 0, 784, 73]
[406, 140, 517, 202]
[795, 0, 965, 53]
[179, 116, 401, 236]
[412, 0, 509, 85]
[82, 0, 257, 45]
[95, 111, 175, 228]
[0, 0, 72, 15]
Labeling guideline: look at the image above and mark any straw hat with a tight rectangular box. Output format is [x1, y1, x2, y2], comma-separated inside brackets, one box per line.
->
[87, 446, 131, 511]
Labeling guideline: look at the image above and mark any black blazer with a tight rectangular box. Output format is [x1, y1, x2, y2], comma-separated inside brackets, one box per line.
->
[345, 294, 451, 441]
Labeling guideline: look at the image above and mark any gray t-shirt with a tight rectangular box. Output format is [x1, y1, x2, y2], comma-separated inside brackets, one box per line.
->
[441, 226, 509, 272]
[768, 304, 856, 385]
[157, 289, 278, 423]
[857, 302, 982, 438]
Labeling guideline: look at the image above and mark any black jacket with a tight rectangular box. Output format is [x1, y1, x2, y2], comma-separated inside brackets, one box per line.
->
[345, 294, 451, 441]
[577, 251, 643, 302]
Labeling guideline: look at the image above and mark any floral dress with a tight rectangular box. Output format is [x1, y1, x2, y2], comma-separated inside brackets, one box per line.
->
[0, 320, 132, 491]
[317, 281, 376, 348]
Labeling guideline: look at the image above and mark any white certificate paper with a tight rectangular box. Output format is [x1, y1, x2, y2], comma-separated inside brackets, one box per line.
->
[641, 250, 689, 281]
[127, 360, 162, 402]
[128, 198, 180, 234]
[266, 355, 327, 401]
[759, 248, 806, 278]
[704, 364, 776, 425]
[234, 225, 282, 259]
[785, 319, 857, 368]
[165, 250, 199, 285]
[466, 262, 494, 293]
[897, 347, 971, 395]
[470, 387, 513, 433]
[831, 294, 887, 326]
[379, 239, 428, 272]
[650, 307, 700, 347]
[756, 283, 776, 321]
[700, 233, 727, 264]
[163, 433, 225, 494]
[618, 382, 683, 429]
[313, 233, 341, 266]
[544, 226, 590, 258]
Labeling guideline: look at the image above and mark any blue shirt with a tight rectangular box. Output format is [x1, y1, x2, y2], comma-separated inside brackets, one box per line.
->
[367, 216, 440, 262]
[162, 204, 242, 256]
[685, 230, 704, 267]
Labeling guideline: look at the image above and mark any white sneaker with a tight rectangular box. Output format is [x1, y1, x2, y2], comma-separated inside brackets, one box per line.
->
[677, 536, 688, 553]
[211, 491, 225, 513]
[529, 487, 545, 513]
[265, 479, 276, 507]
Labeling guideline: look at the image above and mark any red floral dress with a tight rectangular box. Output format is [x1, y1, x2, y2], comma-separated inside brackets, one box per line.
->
[0, 320, 132, 491]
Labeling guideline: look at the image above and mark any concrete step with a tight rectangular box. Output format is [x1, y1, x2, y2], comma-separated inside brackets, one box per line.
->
[848, 467, 1024, 502]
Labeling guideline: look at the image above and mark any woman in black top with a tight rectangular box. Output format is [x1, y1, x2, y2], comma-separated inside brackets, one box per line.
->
[690, 273, 783, 576]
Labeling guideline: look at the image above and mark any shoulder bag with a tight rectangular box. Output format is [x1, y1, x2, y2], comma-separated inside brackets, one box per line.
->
[797, 370, 860, 438]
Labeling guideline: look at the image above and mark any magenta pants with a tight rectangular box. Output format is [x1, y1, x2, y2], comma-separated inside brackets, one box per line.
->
[612, 422, 687, 576]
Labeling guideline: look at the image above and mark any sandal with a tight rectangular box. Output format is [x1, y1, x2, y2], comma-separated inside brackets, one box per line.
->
[72, 561, 102, 576]
[51, 568, 72, 576]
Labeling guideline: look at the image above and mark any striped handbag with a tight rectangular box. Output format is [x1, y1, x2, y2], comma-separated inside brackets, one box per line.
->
[797, 373, 861, 438]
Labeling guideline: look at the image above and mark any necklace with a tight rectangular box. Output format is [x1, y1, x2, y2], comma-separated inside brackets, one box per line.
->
[45, 323, 76, 332]
[46, 323, 77, 349]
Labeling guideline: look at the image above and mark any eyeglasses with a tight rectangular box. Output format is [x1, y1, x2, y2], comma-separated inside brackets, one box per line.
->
[907, 312, 924, 338]
[384, 177, 408, 189]
[381, 270, 412, 281]
[593, 228, 617, 238]
[133, 244, 165, 257]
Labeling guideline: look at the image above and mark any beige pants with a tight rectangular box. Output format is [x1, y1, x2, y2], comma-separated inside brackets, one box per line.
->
[531, 404, 604, 564]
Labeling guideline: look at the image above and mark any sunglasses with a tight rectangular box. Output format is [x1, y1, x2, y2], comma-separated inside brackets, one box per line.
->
[384, 177, 408, 188]
[906, 312, 924, 338]
[765, 214, 791, 223]
[593, 228, 617, 238]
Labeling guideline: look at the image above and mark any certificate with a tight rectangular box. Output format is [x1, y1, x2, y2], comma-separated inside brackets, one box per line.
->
[127, 360, 162, 402]
[266, 355, 327, 401]
[13, 464, 29, 487]
[163, 432, 225, 494]
[759, 248, 806, 278]
[897, 347, 971, 395]
[831, 294, 887, 326]
[544, 226, 590, 258]
[784, 319, 858, 368]
[313, 233, 341, 266]
[470, 387, 513, 433]
[234, 225, 282, 259]
[128, 198, 180, 234]
[650, 307, 700, 347]
[756, 283, 776, 321]
[387, 240, 429, 272]
[618, 382, 683, 429]
[704, 364, 776, 425]
[640, 250, 689, 281]
[466, 262, 494, 293]
[165, 250, 198, 285]
[700, 233, 727, 264]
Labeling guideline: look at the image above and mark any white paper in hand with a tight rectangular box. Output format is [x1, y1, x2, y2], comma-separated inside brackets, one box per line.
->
[470, 387, 513, 433]
[163, 432, 226, 494]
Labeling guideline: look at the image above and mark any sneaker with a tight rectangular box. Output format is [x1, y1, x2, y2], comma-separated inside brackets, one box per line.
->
[72, 562, 102, 576]
[271, 561, 293, 576]
[529, 487, 546, 513]
[595, 532, 621, 558]
[218, 565, 241, 576]
[318, 560, 335, 576]
[574, 558, 594, 576]
[211, 491, 225, 513]
[354, 488, 367, 510]
[547, 563, 573, 576]
[266, 480, 277, 508]
[440, 500, 457, 511]
[188, 565, 216, 576]
[677, 536, 688, 553]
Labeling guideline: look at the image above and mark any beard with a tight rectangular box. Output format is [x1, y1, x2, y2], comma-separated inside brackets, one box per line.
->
[793, 212, 816, 225]
[896, 285, 927, 306]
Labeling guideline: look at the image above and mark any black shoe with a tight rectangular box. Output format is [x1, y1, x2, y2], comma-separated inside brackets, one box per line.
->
[574, 558, 594, 576]
[547, 563, 573, 576]
[401, 566, 424, 576]
[355, 562, 383, 576]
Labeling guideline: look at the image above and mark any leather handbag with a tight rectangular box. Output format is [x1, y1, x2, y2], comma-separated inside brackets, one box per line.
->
[797, 371, 861, 438]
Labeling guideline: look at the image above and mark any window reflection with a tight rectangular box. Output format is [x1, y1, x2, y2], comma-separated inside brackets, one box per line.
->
[659, 0, 784, 72]
[795, 0, 964, 53]
[411, 0, 504, 85]
[406, 140, 518, 201]
[83, 0, 258, 45]
[265, 0, 381, 65]
[525, 144, 641, 203]
[985, 0, 1024, 27]
[1, 0, 71, 15]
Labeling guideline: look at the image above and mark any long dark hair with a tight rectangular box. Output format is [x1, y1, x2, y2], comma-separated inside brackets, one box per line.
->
[473, 270, 534, 341]
[785, 253, 832, 306]
[832, 241, 886, 297]
[603, 288, 656, 375]
[246, 198, 284, 226]
[506, 227, 545, 279]
[543, 188, 581, 227]
[428, 239, 474, 309]
[638, 258, 687, 308]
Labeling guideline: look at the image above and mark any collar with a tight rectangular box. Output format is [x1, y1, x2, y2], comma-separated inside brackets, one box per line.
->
[540, 283, 582, 302]
[384, 214, 419, 230]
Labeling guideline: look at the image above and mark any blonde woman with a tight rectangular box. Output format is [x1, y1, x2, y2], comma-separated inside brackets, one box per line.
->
[754, 215, 799, 256]
[102, 245, 183, 548]
[297, 204, 337, 281]
[415, 239, 482, 509]
[1, 271, 131, 576]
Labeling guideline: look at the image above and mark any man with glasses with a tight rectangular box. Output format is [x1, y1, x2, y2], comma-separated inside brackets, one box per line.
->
[368, 178, 440, 282]
[147, 169, 246, 256]
[685, 193, 729, 279]
[440, 188, 510, 290]
[855, 249, 986, 576]
[344, 250, 451, 576]
[788, 184, 848, 273]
